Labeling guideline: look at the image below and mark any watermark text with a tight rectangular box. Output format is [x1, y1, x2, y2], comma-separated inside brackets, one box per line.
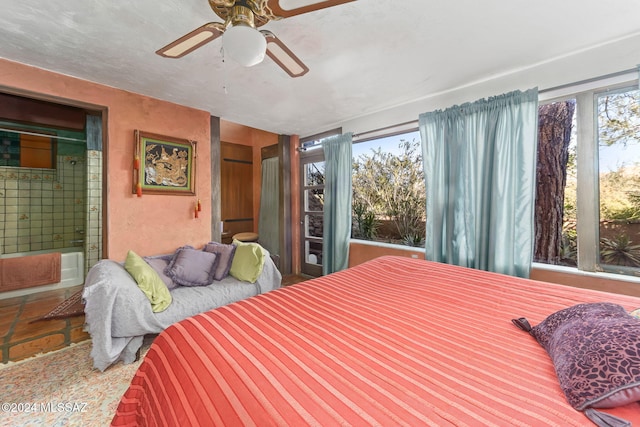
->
[1, 402, 88, 413]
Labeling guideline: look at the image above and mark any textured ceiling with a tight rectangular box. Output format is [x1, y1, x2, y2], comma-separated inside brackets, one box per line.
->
[1, 0, 640, 136]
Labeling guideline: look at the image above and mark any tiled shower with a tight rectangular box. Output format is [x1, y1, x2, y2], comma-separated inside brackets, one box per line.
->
[0, 129, 103, 273]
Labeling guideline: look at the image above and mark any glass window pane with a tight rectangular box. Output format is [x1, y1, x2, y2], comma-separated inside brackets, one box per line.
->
[0, 131, 55, 168]
[304, 162, 324, 186]
[305, 214, 323, 238]
[305, 188, 324, 212]
[597, 88, 640, 272]
[533, 100, 577, 267]
[301, 155, 324, 276]
[305, 240, 322, 266]
[562, 132, 577, 268]
[351, 130, 424, 246]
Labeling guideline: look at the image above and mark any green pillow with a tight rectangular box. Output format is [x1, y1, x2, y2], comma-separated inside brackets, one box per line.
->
[124, 250, 172, 313]
[229, 240, 266, 283]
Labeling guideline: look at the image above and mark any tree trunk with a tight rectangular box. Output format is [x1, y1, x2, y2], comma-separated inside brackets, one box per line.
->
[534, 101, 575, 264]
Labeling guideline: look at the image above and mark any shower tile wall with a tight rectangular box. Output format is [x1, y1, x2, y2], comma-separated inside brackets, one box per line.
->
[0, 155, 85, 255]
[85, 150, 102, 270]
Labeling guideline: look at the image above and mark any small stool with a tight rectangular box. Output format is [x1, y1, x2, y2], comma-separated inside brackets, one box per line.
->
[232, 232, 259, 243]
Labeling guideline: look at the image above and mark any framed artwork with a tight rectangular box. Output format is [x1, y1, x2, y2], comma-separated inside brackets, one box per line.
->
[133, 130, 196, 195]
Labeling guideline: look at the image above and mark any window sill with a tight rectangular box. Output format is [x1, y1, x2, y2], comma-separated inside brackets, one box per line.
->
[532, 262, 640, 285]
[349, 239, 424, 253]
[350, 240, 640, 290]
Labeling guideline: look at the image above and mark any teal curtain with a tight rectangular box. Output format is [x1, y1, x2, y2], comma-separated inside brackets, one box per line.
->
[258, 157, 280, 256]
[322, 133, 353, 275]
[419, 88, 539, 277]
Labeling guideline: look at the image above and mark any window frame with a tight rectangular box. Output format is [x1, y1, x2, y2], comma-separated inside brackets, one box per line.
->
[312, 70, 640, 279]
[538, 77, 640, 277]
[350, 127, 423, 248]
[298, 129, 340, 277]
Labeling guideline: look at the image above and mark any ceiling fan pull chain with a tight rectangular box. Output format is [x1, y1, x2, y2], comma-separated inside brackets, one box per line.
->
[220, 47, 229, 94]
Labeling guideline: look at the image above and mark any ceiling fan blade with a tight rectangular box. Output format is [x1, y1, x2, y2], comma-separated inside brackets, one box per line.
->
[156, 23, 224, 58]
[261, 31, 309, 78]
[266, 0, 356, 18]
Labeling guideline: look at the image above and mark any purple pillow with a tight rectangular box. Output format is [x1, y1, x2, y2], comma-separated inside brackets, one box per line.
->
[518, 303, 640, 425]
[203, 242, 236, 281]
[164, 247, 218, 287]
[144, 256, 178, 290]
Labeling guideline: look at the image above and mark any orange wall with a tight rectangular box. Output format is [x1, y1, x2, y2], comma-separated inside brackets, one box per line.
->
[530, 268, 640, 297]
[351, 241, 640, 297]
[220, 120, 279, 233]
[0, 58, 212, 261]
[349, 241, 424, 268]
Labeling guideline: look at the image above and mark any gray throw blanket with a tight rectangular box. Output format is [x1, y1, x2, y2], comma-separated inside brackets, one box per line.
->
[83, 256, 281, 371]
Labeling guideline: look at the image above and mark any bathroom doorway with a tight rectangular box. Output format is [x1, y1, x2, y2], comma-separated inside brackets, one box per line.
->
[0, 92, 104, 294]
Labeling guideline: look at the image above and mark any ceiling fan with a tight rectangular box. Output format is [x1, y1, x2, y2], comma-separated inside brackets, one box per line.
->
[156, 0, 355, 78]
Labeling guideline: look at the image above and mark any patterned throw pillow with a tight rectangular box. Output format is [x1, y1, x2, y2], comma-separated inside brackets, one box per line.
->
[514, 303, 640, 426]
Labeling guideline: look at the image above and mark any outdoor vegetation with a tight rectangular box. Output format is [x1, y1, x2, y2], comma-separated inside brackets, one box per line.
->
[352, 139, 426, 246]
[595, 89, 640, 270]
[535, 89, 640, 271]
[349, 88, 640, 274]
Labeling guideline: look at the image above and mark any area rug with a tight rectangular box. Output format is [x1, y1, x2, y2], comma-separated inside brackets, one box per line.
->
[30, 290, 84, 323]
[0, 340, 148, 426]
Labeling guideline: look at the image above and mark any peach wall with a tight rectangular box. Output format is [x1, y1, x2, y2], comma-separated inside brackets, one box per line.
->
[220, 120, 279, 233]
[350, 240, 640, 297]
[530, 268, 640, 297]
[0, 58, 212, 261]
[349, 241, 423, 268]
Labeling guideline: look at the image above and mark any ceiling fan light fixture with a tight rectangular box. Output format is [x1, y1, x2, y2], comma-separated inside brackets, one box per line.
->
[223, 24, 267, 67]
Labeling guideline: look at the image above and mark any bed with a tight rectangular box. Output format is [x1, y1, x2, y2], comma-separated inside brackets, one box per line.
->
[111, 256, 640, 426]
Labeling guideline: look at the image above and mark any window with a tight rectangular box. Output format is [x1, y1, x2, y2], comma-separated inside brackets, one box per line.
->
[0, 129, 55, 169]
[535, 80, 640, 277]
[302, 159, 324, 266]
[351, 130, 424, 247]
[299, 130, 334, 277]
[20, 133, 55, 168]
[597, 87, 640, 274]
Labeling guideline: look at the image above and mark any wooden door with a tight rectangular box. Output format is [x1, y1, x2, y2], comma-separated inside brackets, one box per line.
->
[221, 142, 253, 243]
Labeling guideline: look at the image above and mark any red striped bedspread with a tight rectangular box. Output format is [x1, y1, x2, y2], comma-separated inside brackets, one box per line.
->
[112, 256, 640, 426]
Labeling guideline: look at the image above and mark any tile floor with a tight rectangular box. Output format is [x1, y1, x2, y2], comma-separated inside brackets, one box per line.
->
[0, 274, 313, 364]
[281, 274, 313, 287]
[0, 284, 88, 364]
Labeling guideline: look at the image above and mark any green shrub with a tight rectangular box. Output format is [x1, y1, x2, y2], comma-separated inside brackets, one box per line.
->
[600, 234, 640, 267]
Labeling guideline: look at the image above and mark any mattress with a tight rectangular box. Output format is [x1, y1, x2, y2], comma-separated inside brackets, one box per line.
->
[111, 256, 640, 426]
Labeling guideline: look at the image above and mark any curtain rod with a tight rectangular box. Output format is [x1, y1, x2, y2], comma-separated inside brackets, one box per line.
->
[352, 120, 418, 141]
[0, 127, 86, 143]
[305, 67, 639, 148]
[539, 67, 638, 95]
[352, 69, 638, 141]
